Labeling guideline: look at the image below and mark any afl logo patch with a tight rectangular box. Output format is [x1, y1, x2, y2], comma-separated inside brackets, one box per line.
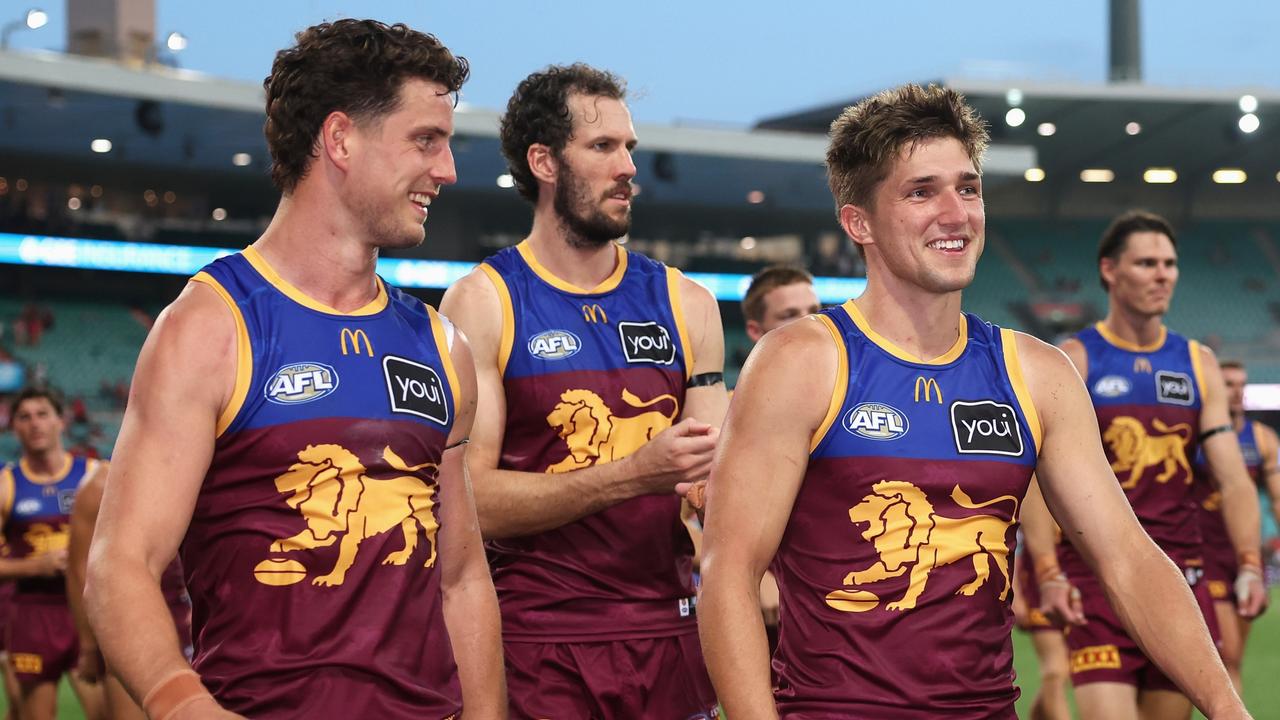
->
[383, 355, 449, 426]
[951, 400, 1023, 456]
[13, 498, 40, 517]
[843, 402, 909, 441]
[528, 329, 581, 360]
[265, 362, 339, 405]
[1093, 375, 1132, 398]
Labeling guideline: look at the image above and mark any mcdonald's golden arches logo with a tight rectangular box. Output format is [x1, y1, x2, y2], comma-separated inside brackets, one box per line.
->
[582, 304, 608, 324]
[1133, 357, 1153, 374]
[913, 376, 943, 404]
[340, 328, 374, 357]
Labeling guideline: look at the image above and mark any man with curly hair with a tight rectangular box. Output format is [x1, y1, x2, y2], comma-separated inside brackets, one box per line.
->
[85, 19, 505, 719]
[697, 84, 1254, 719]
[442, 64, 727, 718]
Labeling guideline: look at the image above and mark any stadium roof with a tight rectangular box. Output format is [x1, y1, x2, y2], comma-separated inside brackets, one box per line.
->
[759, 77, 1280, 217]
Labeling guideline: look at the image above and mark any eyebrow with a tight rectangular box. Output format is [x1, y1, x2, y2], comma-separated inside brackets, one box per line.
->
[905, 171, 981, 184]
[409, 124, 453, 138]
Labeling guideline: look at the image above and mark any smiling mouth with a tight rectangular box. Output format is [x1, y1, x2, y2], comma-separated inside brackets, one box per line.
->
[409, 191, 433, 217]
[928, 237, 967, 252]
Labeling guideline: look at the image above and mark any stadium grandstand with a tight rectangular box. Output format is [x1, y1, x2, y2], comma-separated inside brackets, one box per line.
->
[4, 1, 1280, 717]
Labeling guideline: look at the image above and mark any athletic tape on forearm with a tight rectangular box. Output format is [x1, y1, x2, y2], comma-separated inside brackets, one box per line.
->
[143, 669, 212, 720]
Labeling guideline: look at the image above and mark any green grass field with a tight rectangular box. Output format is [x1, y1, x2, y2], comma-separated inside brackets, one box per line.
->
[6, 591, 1279, 718]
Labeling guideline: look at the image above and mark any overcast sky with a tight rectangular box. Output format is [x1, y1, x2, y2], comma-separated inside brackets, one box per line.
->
[8, 1, 1280, 125]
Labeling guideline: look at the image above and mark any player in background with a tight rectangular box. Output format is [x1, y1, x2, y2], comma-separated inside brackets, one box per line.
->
[442, 63, 728, 719]
[1022, 210, 1265, 720]
[85, 20, 504, 719]
[1194, 359, 1280, 692]
[1009, 531, 1070, 720]
[697, 84, 1252, 719]
[0, 388, 104, 720]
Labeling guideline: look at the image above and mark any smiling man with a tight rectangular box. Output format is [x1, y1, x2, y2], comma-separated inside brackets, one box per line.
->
[85, 20, 504, 719]
[696, 85, 1252, 719]
[442, 63, 728, 719]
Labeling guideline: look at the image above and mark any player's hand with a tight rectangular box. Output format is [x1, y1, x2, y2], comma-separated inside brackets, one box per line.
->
[759, 571, 780, 628]
[630, 419, 718, 494]
[1235, 565, 1268, 619]
[30, 549, 68, 576]
[73, 643, 105, 683]
[1039, 577, 1085, 627]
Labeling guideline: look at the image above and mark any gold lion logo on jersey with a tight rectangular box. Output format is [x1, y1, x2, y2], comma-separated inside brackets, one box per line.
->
[263, 444, 440, 587]
[1103, 416, 1192, 488]
[824, 481, 1018, 613]
[23, 523, 68, 555]
[545, 389, 679, 472]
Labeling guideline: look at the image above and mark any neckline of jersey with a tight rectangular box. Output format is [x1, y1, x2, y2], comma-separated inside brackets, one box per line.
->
[1094, 321, 1167, 353]
[18, 453, 74, 486]
[242, 246, 388, 317]
[516, 240, 628, 295]
[843, 300, 969, 366]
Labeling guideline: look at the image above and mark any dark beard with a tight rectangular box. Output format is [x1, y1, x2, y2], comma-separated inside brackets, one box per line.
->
[553, 162, 630, 249]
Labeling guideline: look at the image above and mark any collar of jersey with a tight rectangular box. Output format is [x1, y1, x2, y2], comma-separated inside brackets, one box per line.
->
[516, 240, 627, 295]
[19, 453, 73, 485]
[1094, 321, 1166, 353]
[843, 300, 968, 366]
[242, 246, 388, 316]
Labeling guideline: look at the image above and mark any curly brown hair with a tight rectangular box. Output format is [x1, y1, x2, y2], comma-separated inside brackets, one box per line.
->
[263, 19, 469, 194]
[826, 84, 988, 214]
[499, 63, 626, 202]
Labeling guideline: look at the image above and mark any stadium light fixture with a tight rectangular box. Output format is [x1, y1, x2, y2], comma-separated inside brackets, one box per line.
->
[1004, 108, 1026, 128]
[2, 8, 48, 48]
[1142, 168, 1177, 184]
[740, 236, 757, 250]
[1024, 168, 1045, 182]
[1240, 94, 1259, 114]
[90, 138, 112, 153]
[1239, 113, 1261, 134]
[1036, 122, 1056, 137]
[1005, 88, 1023, 107]
[211, 208, 228, 221]
[746, 190, 765, 204]
[496, 173, 514, 189]
[231, 153, 252, 167]
[165, 32, 188, 52]
[1125, 121, 1142, 136]
[1080, 169, 1115, 183]
[67, 197, 81, 211]
[1212, 169, 1247, 184]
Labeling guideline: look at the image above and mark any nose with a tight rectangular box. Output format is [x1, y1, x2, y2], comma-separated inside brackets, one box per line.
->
[937, 189, 967, 226]
[432, 142, 458, 187]
[615, 148, 636, 183]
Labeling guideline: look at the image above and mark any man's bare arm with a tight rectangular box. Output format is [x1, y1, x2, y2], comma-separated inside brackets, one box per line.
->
[67, 463, 109, 682]
[436, 327, 507, 716]
[1018, 476, 1083, 626]
[1255, 423, 1280, 530]
[1197, 347, 1266, 617]
[676, 274, 729, 428]
[1019, 332, 1246, 718]
[86, 282, 242, 718]
[699, 317, 836, 720]
[441, 270, 715, 539]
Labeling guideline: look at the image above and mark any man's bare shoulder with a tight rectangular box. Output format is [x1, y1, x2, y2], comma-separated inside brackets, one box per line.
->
[439, 268, 503, 358]
[1011, 331, 1087, 398]
[744, 314, 839, 380]
[152, 281, 237, 359]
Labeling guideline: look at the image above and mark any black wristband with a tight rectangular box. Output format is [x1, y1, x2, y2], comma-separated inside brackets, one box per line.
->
[688, 372, 725, 388]
[444, 438, 470, 451]
[1198, 424, 1232, 442]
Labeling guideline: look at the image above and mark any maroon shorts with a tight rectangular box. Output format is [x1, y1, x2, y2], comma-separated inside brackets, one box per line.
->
[6, 598, 78, 684]
[0, 582, 13, 654]
[1016, 554, 1057, 634]
[503, 632, 718, 720]
[1066, 563, 1218, 691]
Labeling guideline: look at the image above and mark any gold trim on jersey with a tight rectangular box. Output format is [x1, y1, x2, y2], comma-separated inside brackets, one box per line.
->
[843, 300, 968, 365]
[1001, 328, 1043, 454]
[810, 314, 850, 452]
[1094, 321, 1167, 353]
[666, 267, 695, 381]
[18, 453, 74, 486]
[0, 465, 14, 519]
[516, 240, 628, 295]
[426, 305, 461, 422]
[191, 271, 253, 438]
[478, 263, 515, 377]
[1188, 339, 1207, 403]
[242, 246, 388, 316]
